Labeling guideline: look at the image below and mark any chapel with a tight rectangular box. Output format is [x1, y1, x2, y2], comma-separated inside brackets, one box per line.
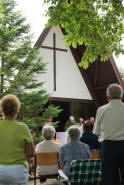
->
[34, 26, 123, 130]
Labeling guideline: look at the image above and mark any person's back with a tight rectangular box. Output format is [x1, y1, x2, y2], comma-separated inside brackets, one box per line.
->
[94, 99, 124, 141]
[80, 120, 100, 151]
[0, 95, 34, 185]
[35, 126, 60, 176]
[93, 84, 124, 185]
[80, 131, 100, 151]
[0, 120, 32, 167]
[59, 126, 90, 177]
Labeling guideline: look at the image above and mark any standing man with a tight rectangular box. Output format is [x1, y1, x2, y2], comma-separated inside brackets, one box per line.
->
[93, 83, 124, 185]
[65, 116, 77, 131]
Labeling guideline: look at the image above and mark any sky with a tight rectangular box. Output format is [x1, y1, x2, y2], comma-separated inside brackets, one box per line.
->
[15, 0, 124, 69]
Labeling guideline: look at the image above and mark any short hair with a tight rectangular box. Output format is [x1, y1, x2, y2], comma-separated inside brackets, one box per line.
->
[42, 126, 55, 140]
[68, 125, 81, 141]
[0, 94, 21, 117]
[69, 116, 74, 120]
[83, 120, 94, 131]
[106, 83, 123, 100]
[79, 118, 83, 122]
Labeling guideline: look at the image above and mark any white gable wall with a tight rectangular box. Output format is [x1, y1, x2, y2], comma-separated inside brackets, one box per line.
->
[37, 26, 92, 100]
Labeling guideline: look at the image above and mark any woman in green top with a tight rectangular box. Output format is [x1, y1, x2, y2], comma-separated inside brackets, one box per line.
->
[0, 95, 34, 185]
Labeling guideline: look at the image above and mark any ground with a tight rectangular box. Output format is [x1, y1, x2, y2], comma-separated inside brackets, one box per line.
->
[28, 179, 40, 185]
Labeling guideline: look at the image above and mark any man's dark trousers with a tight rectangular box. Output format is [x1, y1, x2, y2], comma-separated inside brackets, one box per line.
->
[101, 140, 124, 185]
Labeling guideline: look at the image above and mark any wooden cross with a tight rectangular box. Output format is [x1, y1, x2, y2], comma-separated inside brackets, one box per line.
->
[41, 33, 68, 91]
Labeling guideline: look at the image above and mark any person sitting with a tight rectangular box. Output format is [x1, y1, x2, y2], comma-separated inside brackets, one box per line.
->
[90, 116, 95, 124]
[65, 116, 77, 131]
[59, 126, 90, 177]
[80, 120, 100, 151]
[0, 94, 34, 185]
[77, 117, 84, 133]
[35, 126, 60, 178]
[44, 116, 53, 126]
[30, 128, 35, 140]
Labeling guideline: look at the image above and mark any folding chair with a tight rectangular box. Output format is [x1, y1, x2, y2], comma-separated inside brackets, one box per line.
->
[34, 152, 59, 185]
[90, 150, 100, 159]
[58, 159, 102, 185]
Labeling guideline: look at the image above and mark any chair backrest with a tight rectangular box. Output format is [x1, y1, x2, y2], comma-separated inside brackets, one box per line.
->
[36, 152, 59, 166]
[90, 150, 100, 159]
[69, 159, 102, 185]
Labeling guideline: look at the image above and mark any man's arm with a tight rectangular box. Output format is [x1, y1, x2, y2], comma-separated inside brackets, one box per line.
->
[65, 121, 69, 131]
[93, 108, 101, 136]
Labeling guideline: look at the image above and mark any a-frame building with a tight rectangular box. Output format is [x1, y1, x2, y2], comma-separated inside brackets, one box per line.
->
[34, 26, 124, 130]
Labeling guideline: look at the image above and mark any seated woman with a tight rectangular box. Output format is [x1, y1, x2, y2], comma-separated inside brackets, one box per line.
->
[80, 120, 100, 151]
[0, 95, 34, 185]
[35, 126, 60, 176]
[59, 126, 90, 177]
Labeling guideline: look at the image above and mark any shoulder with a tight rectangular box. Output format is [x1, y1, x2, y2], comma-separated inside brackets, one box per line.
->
[51, 141, 61, 149]
[60, 143, 69, 151]
[15, 121, 28, 128]
[98, 103, 109, 111]
[78, 141, 90, 150]
[35, 141, 44, 151]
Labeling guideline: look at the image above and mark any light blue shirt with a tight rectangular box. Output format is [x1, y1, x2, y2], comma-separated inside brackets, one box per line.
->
[59, 141, 90, 176]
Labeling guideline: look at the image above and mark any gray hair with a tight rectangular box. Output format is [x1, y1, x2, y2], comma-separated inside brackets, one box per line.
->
[106, 83, 123, 100]
[69, 116, 74, 120]
[42, 126, 55, 140]
[68, 125, 81, 141]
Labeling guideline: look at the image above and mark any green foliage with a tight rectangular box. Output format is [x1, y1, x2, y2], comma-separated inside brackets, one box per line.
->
[0, 4, 4, 13]
[42, 104, 62, 127]
[44, 0, 124, 69]
[119, 67, 124, 83]
[0, 0, 61, 143]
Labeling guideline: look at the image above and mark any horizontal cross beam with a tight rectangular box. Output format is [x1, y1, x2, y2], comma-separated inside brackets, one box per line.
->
[41, 46, 68, 52]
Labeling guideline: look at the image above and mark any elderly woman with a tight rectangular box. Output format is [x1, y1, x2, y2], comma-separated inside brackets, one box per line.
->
[0, 95, 34, 185]
[35, 126, 60, 177]
[59, 125, 90, 177]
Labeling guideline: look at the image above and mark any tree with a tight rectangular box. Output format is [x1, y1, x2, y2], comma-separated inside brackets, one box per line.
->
[119, 67, 124, 83]
[44, 0, 124, 68]
[0, 0, 61, 143]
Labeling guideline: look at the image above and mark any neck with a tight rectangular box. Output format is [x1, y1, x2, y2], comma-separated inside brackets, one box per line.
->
[4, 117, 15, 120]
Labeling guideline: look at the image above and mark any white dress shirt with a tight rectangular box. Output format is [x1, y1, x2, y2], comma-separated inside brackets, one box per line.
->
[35, 140, 60, 175]
[93, 99, 124, 142]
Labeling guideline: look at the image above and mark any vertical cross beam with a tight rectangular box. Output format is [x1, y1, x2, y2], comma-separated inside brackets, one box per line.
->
[53, 33, 56, 91]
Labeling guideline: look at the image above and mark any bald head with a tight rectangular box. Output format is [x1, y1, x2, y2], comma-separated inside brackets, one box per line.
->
[106, 84, 123, 100]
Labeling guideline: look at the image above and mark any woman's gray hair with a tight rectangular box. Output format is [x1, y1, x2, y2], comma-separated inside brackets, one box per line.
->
[42, 126, 56, 140]
[68, 125, 81, 141]
[106, 83, 123, 100]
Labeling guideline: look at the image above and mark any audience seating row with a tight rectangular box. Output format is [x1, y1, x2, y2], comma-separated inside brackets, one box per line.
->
[33, 150, 101, 185]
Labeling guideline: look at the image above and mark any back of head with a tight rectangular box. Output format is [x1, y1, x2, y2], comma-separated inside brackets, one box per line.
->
[42, 126, 55, 140]
[68, 125, 81, 141]
[0, 94, 20, 118]
[83, 120, 94, 131]
[106, 83, 123, 100]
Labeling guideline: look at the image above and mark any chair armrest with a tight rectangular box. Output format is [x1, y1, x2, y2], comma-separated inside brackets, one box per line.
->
[58, 169, 68, 182]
